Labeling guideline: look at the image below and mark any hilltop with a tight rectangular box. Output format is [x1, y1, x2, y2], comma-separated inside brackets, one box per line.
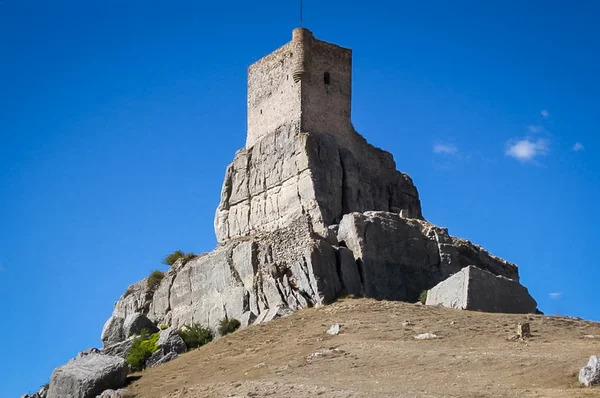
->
[127, 299, 600, 398]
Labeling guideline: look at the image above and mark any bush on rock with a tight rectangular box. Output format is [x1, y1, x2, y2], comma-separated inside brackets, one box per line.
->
[125, 329, 160, 371]
[218, 318, 241, 336]
[178, 323, 213, 349]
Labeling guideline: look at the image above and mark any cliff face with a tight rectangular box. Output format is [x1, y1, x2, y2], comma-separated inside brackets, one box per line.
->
[101, 127, 524, 347]
[214, 127, 422, 243]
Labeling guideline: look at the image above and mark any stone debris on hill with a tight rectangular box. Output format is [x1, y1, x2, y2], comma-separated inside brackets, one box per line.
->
[579, 355, 600, 386]
[327, 324, 341, 335]
[414, 333, 439, 340]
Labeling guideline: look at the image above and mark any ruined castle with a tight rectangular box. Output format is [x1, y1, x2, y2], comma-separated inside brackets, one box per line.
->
[98, 28, 535, 341]
[41, 27, 539, 398]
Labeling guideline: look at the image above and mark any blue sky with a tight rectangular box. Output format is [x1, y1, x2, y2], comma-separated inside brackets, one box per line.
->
[1, 0, 599, 395]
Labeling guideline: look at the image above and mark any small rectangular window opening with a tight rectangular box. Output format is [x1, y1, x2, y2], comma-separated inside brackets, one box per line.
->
[324, 72, 331, 85]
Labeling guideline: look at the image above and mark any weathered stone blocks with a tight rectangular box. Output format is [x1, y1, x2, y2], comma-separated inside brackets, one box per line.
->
[425, 265, 537, 313]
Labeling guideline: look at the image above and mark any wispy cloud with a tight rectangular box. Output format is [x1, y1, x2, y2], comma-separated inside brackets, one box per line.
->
[572, 142, 585, 152]
[528, 125, 544, 133]
[549, 292, 562, 299]
[433, 143, 458, 155]
[541, 109, 550, 118]
[505, 138, 549, 162]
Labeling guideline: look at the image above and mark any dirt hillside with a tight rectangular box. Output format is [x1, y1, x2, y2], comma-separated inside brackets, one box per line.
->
[128, 298, 600, 398]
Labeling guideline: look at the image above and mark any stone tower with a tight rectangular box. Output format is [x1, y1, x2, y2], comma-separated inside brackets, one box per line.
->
[215, 28, 424, 244]
[247, 28, 353, 149]
[95, 29, 535, 368]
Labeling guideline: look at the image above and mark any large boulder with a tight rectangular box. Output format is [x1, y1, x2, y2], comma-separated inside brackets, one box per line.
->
[579, 355, 600, 386]
[47, 354, 127, 398]
[142, 327, 187, 369]
[100, 317, 124, 347]
[156, 327, 187, 355]
[122, 313, 158, 338]
[425, 265, 537, 313]
[146, 351, 178, 368]
[336, 211, 520, 302]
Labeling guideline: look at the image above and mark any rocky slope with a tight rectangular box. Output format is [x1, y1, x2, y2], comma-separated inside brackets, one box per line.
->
[100, 127, 533, 347]
[128, 299, 600, 398]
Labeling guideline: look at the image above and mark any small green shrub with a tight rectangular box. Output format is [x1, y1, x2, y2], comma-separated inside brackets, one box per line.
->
[125, 329, 160, 371]
[162, 250, 185, 266]
[178, 323, 213, 349]
[147, 270, 165, 291]
[419, 290, 429, 304]
[160, 324, 169, 330]
[181, 252, 196, 265]
[162, 250, 196, 267]
[218, 317, 241, 336]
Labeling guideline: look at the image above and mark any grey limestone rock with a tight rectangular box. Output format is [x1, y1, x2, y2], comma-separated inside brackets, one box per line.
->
[156, 327, 187, 354]
[39, 384, 49, 398]
[336, 247, 362, 297]
[100, 317, 124, 347]
[214, 129, 423, 244]
[47, 354, 127, 398]
[337, 211, 520, 302]
[239, 311, 257, 327]
[122, 313, 158, 338]
[147, 351, 178, 368]
[253, 305, 293, 325]
[100, 338, 134, 359]
[579, 355, 600, 386]
[425, 265, 537, 314]
[96, 389, 129, 398]
[77, 348, 100, 359]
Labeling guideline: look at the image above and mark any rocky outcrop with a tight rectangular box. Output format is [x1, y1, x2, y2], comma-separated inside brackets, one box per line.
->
[123, 314, 158, 337]
[579, 356, 600, 386]
[425, 265, 537, 313]
[214, 130, 422, 244]
[98, 131, 534, 348]
[47, 354, 127, 398]
[337, 211, 520, 302]
[100, 210, 532, 346]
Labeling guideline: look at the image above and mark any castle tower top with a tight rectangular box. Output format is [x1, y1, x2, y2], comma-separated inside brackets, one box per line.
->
[246, 29, 353, 149]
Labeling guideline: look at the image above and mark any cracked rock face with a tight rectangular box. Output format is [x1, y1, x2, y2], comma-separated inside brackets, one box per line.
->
[47, 354, 127, 398]
[214, 129, 422, 243]
[99, 129, 534, 347]
[425, 265, 537, 313]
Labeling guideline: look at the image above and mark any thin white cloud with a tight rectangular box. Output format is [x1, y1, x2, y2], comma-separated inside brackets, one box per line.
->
[549, 292, 562, 299]
[528, 125, 544, 133]
[433, 143, 458, 155]
[505, 138, 549, 162]
[541, 109, 550, 118]
[572, 142, 585, 152]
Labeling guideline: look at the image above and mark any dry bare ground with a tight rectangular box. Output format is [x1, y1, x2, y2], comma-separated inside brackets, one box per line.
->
[128, 299, 600, 398]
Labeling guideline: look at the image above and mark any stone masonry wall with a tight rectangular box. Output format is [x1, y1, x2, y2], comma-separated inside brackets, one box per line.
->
[246, 42, 301, 149]
[301, 37, 353, 148]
